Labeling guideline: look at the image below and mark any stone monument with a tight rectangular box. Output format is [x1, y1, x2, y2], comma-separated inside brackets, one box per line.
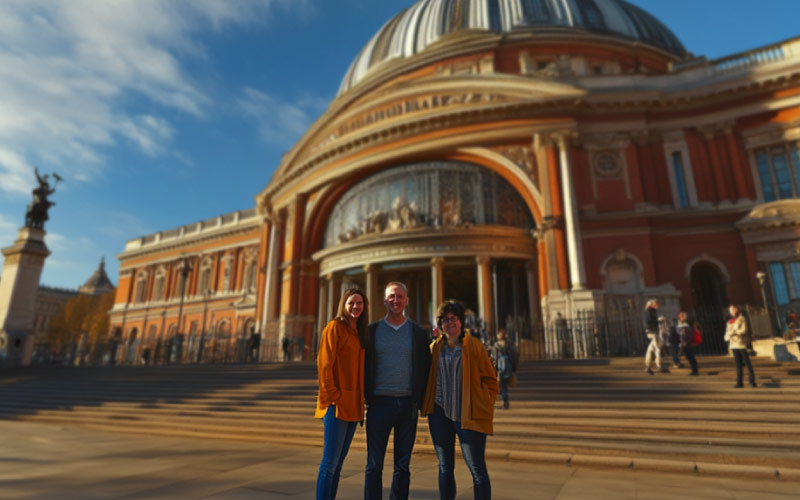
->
[0, 168, 60, 367]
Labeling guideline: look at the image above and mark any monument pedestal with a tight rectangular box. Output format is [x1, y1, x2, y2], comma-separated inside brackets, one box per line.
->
[0, 227, 50, 367]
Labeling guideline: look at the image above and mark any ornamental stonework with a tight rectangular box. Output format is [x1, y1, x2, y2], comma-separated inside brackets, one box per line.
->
[492, 145, 539, 191]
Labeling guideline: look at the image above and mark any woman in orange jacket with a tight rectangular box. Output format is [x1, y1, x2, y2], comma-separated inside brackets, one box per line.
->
[315, 287, 369, 500]
[422, 300, 499, 500]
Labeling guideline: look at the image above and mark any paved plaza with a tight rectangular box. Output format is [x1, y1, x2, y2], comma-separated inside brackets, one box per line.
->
[2, 420, 798, 500]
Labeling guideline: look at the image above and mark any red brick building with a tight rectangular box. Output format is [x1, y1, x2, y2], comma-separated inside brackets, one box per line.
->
[110, 0, 800, 361]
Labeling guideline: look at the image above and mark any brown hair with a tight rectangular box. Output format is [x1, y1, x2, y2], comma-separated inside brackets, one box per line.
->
[436, 300, 466, 341]
[336, 287, 369, 349]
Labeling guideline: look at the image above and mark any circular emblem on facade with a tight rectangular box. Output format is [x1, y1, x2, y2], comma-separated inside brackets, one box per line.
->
[594, 152, 622, 179]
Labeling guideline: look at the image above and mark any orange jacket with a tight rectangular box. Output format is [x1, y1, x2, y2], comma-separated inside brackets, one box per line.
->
[422, 333, 499, 434]
[315, 319, 365, 422]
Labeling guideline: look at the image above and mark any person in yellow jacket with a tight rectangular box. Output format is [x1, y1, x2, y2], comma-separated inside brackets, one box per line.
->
[315, 287, 369, 500]
[422, 300, 499, 500]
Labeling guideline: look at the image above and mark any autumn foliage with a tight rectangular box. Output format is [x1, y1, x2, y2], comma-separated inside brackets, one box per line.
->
[48, 291, 116, 353]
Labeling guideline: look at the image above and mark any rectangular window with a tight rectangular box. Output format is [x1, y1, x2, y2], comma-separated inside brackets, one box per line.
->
[772, 148, 793, 198]
[789, 262, 800, 299]
[755, 143, 800, 201]
[671, 152, 690, 208]
[770, 262, 790, 306]
[756, 150, 775, 202]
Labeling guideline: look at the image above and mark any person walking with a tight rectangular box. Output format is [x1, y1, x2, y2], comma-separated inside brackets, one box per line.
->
[364, 282, 431, 500]
[423, 300, 499, 500]
[315, 288, 369, 500]
[667, 318, 682, 368]
[491, 328, 518, 409]
[643, 299, 663, 374]
[676, 311, 699, 376]
[724, 305, 757, 388]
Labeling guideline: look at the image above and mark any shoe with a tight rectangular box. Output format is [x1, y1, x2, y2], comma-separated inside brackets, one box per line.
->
[689, 372, 698, 376]
[646, 368, 654, 375]
[733, 384, 743, 388]
[751, 382, 757, 388]
[503, 401, 510, 409]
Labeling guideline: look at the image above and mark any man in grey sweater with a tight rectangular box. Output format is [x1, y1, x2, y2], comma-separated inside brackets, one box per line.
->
[364, 282, 431, 500]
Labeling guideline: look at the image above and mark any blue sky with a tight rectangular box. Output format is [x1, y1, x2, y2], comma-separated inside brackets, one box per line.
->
[0, 0, 797, 290]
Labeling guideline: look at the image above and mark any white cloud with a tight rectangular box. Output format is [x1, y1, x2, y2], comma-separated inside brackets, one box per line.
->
[0, 0, 311, 197]
[237, 87, 328, 147]
[0, 213, 18, 246]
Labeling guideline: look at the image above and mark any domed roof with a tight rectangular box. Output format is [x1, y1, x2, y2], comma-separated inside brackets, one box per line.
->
[338, 0, 686, 95]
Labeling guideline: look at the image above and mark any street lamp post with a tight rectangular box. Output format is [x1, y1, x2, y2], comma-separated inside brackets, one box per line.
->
[756, 271, 780, 337]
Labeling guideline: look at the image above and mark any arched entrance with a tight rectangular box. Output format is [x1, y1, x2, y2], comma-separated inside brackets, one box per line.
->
[690, 262, 729, 354]
[314, 160, 538, 341]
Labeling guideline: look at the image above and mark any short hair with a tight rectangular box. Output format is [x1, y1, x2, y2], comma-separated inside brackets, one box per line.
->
[436, 300, 466, 340]
[645, 299, 659, 308]
[384, 281, 407, 296]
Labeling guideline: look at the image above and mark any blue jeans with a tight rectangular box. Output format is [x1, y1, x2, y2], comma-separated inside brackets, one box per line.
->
[671, 342, 681, 367]
[317, 405, 357, 500]
[683, 345, 698, 375]
[498, 378, 509, 406]
[427, 404, 491, 500]
[733, 349, 755, 386]
[365, 396, 418, 500]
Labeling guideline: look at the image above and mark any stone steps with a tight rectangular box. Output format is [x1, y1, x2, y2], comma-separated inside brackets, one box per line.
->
[1, 355, 799, 479]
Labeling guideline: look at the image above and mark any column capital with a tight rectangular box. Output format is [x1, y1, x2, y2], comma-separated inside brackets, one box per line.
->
[431, 257, 445, 267]
[531, 217, 557, 241]
[533, 130, 578, 150]
[476, 255, 491, 267]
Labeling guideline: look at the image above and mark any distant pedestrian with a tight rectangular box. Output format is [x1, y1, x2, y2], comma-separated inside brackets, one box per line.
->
[246, 327, 260, 363]
[676, 312, 698, 376]
[491, 328, 519, 409]
[724, 305, 756, 388]
[667, 318, 682, 368]
[315, 287, 369, 500]
[282, 336, 291, 361]
[643, 299, 664, 375]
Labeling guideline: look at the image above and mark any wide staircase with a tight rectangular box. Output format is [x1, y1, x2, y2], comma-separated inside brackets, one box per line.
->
[1, 356, 799, 480]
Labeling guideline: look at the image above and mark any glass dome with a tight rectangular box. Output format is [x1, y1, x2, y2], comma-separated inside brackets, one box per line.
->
[338, 0, 687, 95]
[324, 161, 534, 248]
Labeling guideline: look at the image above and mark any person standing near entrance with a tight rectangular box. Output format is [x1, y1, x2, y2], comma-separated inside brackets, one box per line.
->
[643, 299, 664, 374]
[724, 305, 757, 388]
[364, 282, 431, 500]
[315, 287, 369, 500]
[491, 328, 518, 409]
[676, 311, 699, 376]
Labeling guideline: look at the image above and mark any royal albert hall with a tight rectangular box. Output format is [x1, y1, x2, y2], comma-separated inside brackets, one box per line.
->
[110, 0, 800, 362]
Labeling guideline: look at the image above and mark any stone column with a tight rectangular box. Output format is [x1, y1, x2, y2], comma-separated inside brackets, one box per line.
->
[0, 227, 50, 367]
[327, 272, 342, 321]
[431, 257, 445, 310]
[525, 260, 539, 330]
[364, 264, 380, 323]
[315, 275, 328, 350]
[476, 256, 494, 334]
[557, 133, 587, 290]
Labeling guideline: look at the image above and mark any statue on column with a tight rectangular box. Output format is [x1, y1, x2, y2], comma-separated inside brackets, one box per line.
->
[25, 167, 62, 229]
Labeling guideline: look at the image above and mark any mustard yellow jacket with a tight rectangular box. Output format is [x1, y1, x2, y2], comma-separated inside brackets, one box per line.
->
[422, 333, 500, 434]
[315, 319, 365, 422]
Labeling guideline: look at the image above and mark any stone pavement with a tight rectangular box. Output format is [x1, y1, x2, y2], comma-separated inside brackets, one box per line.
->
[2, 420, 798, 500]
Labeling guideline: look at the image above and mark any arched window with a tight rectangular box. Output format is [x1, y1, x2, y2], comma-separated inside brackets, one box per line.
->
[222, 255, 233, 292]
[601, 250, 643, 295]
[152, 266, 166, 301]
[198, 256, 213, 294]
[134, 272, 148, 303]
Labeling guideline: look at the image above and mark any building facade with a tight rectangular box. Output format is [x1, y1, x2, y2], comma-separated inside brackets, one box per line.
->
[110, 0, 800, 361]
